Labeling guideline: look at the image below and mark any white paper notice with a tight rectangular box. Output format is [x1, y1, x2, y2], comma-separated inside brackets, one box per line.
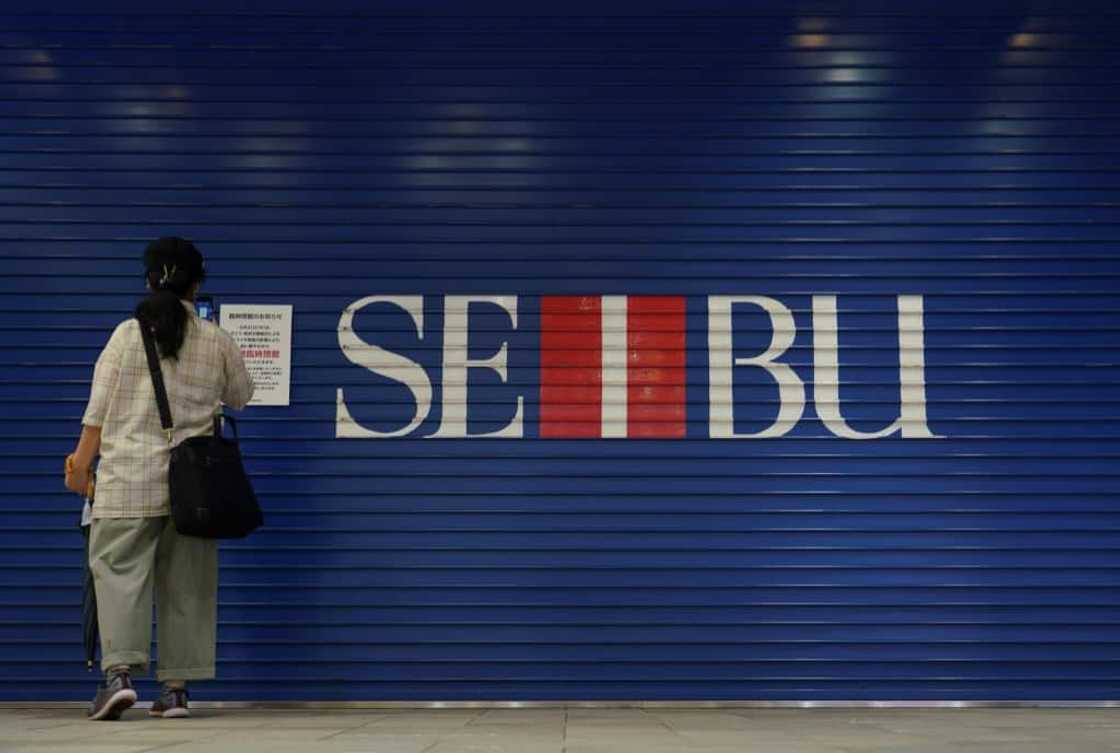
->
[219, 304, 293, 406]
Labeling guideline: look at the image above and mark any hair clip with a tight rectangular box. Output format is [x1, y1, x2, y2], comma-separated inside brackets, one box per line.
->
[159, 264, 178, 287]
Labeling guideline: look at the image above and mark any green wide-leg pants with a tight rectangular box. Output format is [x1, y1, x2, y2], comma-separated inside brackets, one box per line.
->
[89, 516, 218, 681]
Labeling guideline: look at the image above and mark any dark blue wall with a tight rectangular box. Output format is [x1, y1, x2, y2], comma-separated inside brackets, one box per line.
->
[1, 2, 1118, 701]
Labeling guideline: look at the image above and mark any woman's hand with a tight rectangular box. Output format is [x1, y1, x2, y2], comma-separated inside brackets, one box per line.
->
[65, 454, 93, 496]
[66, 425, 101, 497]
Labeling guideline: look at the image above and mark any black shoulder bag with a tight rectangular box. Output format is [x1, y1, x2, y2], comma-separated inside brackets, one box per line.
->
[138, 319, 263, 538]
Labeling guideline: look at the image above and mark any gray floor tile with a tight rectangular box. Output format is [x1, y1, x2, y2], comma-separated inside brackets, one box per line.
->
[1, 707, 1118, 753]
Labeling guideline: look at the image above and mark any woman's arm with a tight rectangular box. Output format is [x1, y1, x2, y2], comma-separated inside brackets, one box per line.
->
[220, 332, 255, 409]
[68, 321, 126, 495]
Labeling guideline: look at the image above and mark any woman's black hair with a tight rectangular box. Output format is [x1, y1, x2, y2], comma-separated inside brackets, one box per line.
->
[134, 237, 206, 360]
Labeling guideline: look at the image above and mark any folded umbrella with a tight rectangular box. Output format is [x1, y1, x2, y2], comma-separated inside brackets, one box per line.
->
[80, 507, 97, 671]
[67, 455, 98, 670]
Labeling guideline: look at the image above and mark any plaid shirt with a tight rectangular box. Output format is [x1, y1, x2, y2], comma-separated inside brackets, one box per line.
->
[82, 300, 254, 518]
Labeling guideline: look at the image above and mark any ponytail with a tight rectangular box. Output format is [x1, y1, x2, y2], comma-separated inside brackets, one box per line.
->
[135, 289, 190, 360]
[134, 237, 206, 361]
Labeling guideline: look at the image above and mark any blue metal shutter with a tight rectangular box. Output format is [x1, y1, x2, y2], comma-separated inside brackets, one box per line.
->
[1, 2, 1118, 702]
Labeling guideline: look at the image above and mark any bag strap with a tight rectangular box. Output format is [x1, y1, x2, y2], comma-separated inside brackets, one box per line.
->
[137, 318, 175, 446]
[220, 413, 239, 441]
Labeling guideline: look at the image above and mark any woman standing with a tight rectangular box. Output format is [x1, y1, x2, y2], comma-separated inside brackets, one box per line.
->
[66, 238, 254, 720]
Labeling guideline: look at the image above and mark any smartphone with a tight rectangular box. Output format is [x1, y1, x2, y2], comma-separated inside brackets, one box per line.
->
[195, 295, 215, 321]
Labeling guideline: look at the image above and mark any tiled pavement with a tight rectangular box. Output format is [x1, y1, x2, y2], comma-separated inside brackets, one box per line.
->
[1, 706, 1118, 753]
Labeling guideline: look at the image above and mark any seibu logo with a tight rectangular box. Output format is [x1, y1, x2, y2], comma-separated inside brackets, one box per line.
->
[336, 295, 942, 440]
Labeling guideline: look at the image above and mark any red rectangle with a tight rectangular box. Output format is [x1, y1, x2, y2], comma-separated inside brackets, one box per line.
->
[627, 296, 686, 438]
[540, 296, 601, 438]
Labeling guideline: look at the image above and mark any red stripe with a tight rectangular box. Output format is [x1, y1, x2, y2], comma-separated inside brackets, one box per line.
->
[540, 296, 601, 438]
[627, 296, 687, 438]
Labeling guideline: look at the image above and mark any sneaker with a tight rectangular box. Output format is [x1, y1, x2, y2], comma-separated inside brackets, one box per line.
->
[87, 670, 137, 721]
[149, 686, 190, 719]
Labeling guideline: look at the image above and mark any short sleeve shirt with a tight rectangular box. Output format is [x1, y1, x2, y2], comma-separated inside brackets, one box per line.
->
[82, 300, 254, 518]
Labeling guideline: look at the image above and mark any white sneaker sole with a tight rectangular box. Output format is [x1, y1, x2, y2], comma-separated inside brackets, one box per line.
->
[89, 688, 137, 721]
